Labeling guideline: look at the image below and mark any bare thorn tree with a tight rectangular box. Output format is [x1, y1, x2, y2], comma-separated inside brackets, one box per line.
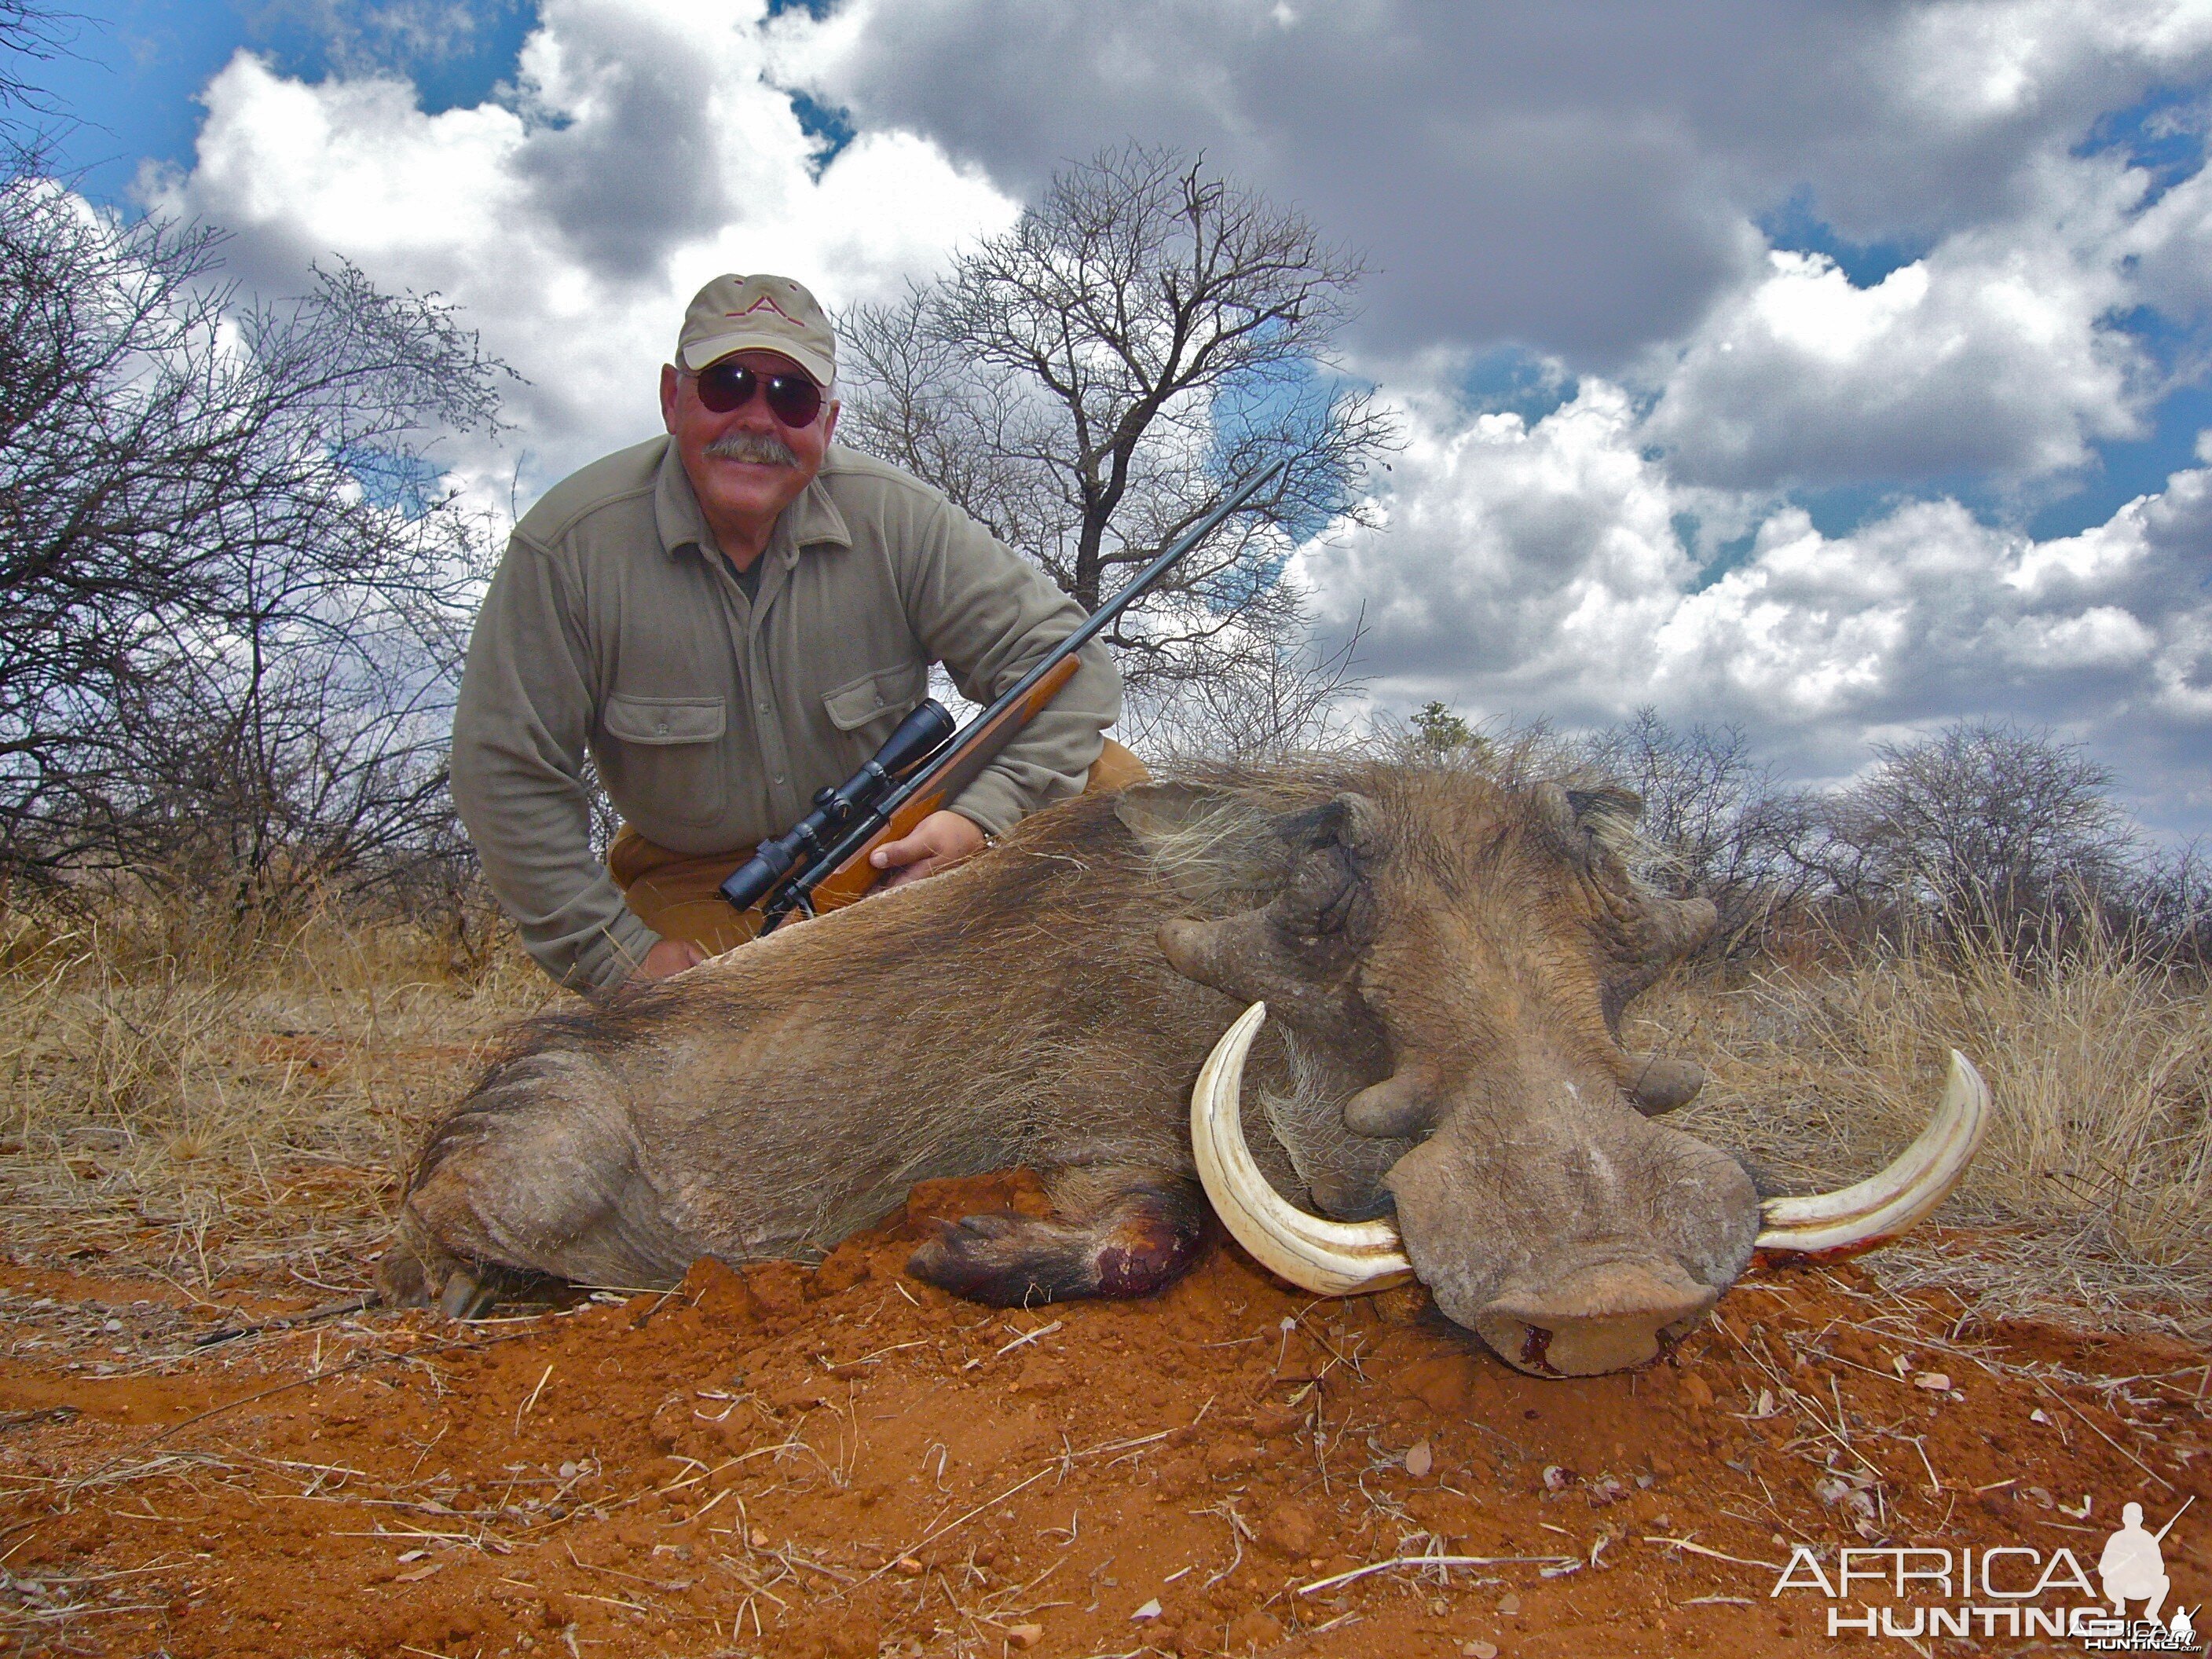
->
[0, 0, 71, 128]
[840, 144, 1394, 742]
[0, 167, 510, 914]
[1815, 720, 2136, 956]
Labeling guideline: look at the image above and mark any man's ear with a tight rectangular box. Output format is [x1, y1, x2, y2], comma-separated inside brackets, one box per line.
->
[659, 363, 680, 434]
[822, 399, 840, 442]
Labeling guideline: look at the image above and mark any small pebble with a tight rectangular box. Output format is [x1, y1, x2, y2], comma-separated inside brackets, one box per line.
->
[1463, 1643, 1500, 1659]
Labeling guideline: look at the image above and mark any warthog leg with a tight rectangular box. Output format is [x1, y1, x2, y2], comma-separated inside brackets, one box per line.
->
[908, 1164, 1207, 1309]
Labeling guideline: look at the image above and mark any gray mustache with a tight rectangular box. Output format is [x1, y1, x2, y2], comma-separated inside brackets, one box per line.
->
[705, 431, 800, 467]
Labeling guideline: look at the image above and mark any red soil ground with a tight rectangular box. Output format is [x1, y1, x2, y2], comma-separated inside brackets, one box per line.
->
[5, 1173, 2209, 1658]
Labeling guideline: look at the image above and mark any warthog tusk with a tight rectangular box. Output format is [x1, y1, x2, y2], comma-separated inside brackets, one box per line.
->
[1190, 1002, 1415, 1296]
[1754, 1049, 1991, 1255]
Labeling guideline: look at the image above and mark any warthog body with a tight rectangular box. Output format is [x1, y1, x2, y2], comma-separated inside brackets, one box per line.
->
[383, 758, 1763, 1373]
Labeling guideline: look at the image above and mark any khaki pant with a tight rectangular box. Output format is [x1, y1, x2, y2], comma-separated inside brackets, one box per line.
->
[610, 738, 1150, 955]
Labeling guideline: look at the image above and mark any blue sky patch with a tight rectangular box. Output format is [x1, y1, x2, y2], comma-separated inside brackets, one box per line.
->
[1758, 187, 1925, 287]
[788, 89, 855, 170]
[15, 0, 243, 203]
[16, 0, 538, 207]
[1455, 344, 1576, 427]
[2078, 84, 2207, 207]
[340, 445, 451, 518]
[1676, 513, 1763, 595]
[251, 1, 537, 115]
[2031, 383, 2212, 540]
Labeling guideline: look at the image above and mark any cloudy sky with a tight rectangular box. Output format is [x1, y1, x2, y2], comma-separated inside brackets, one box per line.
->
[19, 0, 2212, 833]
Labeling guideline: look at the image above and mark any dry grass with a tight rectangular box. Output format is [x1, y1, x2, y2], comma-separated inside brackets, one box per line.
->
[1642, 935, 2212, 1337]
[5, 893, 2210, 1342]
[0, 898, 552, 1295]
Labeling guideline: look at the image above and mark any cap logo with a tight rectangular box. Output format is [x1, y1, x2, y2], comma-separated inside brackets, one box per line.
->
[727, 295, 797, 322]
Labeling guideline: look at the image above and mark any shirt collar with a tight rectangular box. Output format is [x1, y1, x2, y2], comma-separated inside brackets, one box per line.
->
[652, 437, 854, 565]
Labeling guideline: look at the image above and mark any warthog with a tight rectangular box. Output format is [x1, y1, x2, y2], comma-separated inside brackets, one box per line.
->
[380, 759, 1984, 1376]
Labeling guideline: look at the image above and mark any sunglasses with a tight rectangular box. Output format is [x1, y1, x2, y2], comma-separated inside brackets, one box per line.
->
[690, 361, 824, 427]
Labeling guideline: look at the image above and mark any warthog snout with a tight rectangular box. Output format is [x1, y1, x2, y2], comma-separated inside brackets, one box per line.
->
[1474, 1258, 1719, 1377]
[1379, 1095, 1763, 1377]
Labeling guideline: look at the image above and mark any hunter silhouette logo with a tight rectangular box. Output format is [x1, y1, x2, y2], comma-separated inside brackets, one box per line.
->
[1769, 1491, 2202, 1650]
[2097, 1503, 2185, 1654]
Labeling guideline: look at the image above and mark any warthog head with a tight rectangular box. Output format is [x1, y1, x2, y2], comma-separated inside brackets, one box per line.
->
[1124, 771, 1983, 1377]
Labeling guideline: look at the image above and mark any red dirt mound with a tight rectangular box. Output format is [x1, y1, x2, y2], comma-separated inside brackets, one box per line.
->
[5, 1173, 2209, 1657]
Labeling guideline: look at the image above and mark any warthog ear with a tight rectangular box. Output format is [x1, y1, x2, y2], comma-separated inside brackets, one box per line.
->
[1156, 791, 1388, 1063]
[1538, 782, 1644, 863]
[1116, 782, 1269, 902]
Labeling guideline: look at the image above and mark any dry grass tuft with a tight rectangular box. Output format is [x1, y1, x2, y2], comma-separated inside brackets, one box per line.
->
[1642, 936, 2212, 1336]
[0, 896, 553, 1293]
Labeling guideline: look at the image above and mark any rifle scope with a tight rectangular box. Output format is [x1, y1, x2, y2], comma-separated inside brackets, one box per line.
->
[718, 698, 955, 913]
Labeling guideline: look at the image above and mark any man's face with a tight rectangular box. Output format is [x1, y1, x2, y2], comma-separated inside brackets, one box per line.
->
[659, 348, 839, 547]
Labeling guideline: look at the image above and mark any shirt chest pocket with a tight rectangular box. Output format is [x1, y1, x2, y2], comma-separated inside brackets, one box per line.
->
[599, 694, 727, 827]
[822, 664, 928, 744]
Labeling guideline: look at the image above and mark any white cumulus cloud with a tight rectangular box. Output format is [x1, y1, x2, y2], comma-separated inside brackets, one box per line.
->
[1297, 372, 2212, 828]
[1640, 156, 2152, 490]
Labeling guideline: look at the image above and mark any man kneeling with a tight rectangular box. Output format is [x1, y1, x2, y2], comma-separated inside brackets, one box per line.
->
[452, 273, 1138, 988]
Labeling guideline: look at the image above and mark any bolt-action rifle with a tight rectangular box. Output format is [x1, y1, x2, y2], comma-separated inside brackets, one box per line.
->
[720, 460, 1286, 934]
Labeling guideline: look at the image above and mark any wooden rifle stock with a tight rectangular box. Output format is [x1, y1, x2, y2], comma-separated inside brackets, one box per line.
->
[800, 654, 1082, 916]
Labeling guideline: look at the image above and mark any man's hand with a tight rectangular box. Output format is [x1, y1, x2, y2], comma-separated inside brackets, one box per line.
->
[633, 936, 708, 982]
[870, 809, 987, 888]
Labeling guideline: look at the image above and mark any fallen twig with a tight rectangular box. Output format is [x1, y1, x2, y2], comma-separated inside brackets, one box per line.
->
[1295, 1555, 1575, 1595]
[1641, 1536, 1785, 1571]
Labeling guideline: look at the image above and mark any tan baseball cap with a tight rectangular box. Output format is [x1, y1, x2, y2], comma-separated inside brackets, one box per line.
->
[676, 273, 836, 387]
